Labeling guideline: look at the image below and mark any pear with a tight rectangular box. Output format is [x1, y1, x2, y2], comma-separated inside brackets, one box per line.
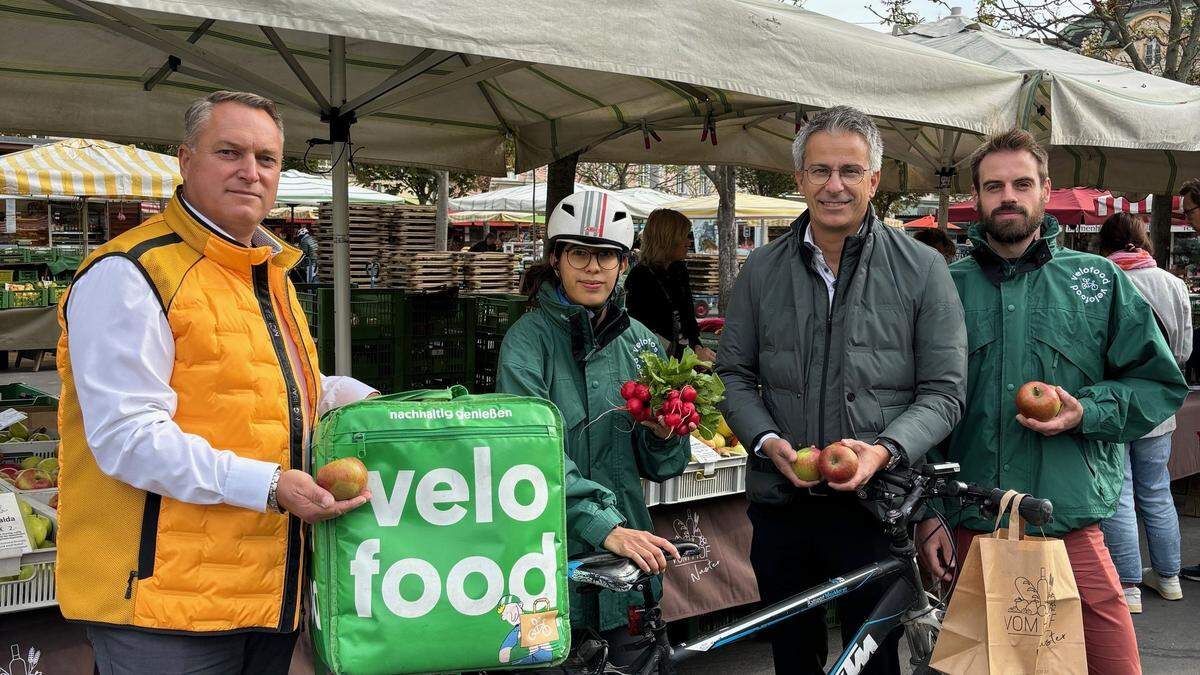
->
[19, 456, 40, 470]
[16, 498, 32, 517]
[28, 433, 50, 442]
[7, 422, 28, 440]
[0, 431, 10, 442]
[36, 457, 57, 474]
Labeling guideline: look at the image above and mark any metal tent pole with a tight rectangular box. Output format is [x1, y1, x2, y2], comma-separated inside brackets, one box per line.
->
[330, 35, 352, 376]
[436, 170, 449, 251]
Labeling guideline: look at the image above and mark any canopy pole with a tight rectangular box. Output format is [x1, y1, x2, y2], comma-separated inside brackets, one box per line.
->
[938, 193, 949, 230]
[79, 196, 89, 257]
[330, 35, 352, 376]
[435, 170, 449, 251]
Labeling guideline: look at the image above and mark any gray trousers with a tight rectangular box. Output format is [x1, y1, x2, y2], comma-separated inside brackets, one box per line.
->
[87, 625, 299, 675]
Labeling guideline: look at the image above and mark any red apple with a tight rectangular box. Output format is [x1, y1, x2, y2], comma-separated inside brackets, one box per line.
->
[316, 457, 369, 501]
[49, 493, 59, 509]
[791, 445, 822, 482]
[0, 467, 18, 480]
[1016, 382, 1062, 422]
[818, 443, 858, 483]
[14, 469, 53, 490]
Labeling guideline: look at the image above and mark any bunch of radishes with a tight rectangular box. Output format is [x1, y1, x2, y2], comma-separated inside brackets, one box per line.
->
[620, 381, 701, 437]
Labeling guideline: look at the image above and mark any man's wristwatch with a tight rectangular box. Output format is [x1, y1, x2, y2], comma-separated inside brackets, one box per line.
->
[878, 438, 905, 471]
[266, 467, 284, 514]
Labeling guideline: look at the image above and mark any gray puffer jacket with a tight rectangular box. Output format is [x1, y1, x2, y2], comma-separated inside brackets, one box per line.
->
[717, 211, 967, 504]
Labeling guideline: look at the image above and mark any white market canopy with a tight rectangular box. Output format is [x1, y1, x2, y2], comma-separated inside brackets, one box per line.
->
[274, 169, 412, 205]
[615, 187, 686, 212]
[0, 0, 1023, 188]
[900, 10, 1200, 194]
[449, 182, 675, 220]
[0, 137, 180, 199]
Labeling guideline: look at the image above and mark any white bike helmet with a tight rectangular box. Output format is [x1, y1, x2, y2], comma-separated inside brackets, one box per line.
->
[547, 192, 635, 252]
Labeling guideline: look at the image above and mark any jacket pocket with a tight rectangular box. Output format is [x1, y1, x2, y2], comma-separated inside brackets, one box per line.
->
[550, 380, 587, 431]
[745, 458, 796, 507]
[1029, 310, 1104, 389]
[128, 493, 161, 600]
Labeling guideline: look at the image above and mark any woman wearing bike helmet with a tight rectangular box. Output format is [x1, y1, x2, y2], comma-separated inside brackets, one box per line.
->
[497, 192, 689, 657]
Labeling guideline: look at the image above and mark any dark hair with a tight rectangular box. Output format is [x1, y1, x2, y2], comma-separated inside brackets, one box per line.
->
[520, 241, 568, 302]
[969, 128, 1049, 193]
[1098, 212, 1153, 257]
[911, 227, 957, 263]
[1181, 178, 1200, 204]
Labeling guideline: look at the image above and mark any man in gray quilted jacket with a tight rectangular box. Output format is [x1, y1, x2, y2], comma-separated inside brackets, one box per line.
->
[716, 106, 967, 675]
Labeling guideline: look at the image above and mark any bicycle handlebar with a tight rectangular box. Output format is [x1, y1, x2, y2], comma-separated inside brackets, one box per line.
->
[938, 481, 1054, 527]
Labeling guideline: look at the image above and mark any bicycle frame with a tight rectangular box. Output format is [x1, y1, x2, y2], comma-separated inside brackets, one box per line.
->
[670, 555, 923, 674]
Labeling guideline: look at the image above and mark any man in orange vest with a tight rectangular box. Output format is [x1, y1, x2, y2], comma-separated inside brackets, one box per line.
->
[55, 91, 374, 673]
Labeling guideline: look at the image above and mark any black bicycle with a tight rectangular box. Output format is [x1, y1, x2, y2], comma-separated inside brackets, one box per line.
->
[554, 462, 1054, 675]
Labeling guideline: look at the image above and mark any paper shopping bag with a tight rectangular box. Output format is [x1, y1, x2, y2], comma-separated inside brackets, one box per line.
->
[930, 491, 1087, 674]
[519, 598, 561, 648]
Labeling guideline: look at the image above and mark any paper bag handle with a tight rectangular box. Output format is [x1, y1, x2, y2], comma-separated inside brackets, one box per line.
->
[1006, 492, 1027, 542]
[991, 489, 1020, 537]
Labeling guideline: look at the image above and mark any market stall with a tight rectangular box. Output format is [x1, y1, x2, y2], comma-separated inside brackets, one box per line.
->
[662, 193, 807, 251]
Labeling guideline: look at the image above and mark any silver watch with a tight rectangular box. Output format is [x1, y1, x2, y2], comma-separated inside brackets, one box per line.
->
[879, 439, 904, 471]
[266, 467, 284, 513]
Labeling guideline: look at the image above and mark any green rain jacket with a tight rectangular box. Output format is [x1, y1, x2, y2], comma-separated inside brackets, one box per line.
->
[944, 216, 1188, 536]
[497, 282, 690, 630]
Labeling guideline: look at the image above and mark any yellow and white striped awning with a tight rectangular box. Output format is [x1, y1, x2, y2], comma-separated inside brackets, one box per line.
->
[0, 138, 180, 199]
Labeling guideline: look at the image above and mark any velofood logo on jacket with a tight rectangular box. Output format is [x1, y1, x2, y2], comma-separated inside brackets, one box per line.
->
[1068, 266, 1112, 305]
[312, 396, 569, 675]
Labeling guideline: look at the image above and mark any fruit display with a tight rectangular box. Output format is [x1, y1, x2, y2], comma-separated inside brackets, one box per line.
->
[689, 415, 746, 458]
[0, 421, 53, 444]
[0, 497, 54, 583]
[619, 348, 725, 439]
[316, 457, 369, 501]
[0, 455, 57, 490]
[1016, 381, 1062, 422]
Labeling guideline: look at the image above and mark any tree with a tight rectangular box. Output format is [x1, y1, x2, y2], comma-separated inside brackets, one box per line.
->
[700, 165, 738, 313]
[544, 151, 582, 254]
[871, 191, 924, 219]
[576, 162, 637, 191]
[349, 164, 482, 204]
[736, 168, 795, 197]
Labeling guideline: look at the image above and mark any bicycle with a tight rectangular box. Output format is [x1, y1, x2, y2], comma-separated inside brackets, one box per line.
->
[553, 462, 1055, 675]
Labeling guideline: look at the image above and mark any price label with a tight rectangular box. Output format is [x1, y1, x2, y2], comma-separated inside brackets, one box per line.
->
[689, 437, 723, 464]
[0, 492, 32, 577]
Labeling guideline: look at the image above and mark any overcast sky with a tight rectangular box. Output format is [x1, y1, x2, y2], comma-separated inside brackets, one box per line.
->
[800, 1, 962, 31]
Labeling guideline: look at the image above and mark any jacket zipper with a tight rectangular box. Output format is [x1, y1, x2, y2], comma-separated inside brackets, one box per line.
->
[251, 263, 305, 633]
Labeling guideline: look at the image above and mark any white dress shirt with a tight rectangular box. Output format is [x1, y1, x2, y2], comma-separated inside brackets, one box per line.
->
[67, 203, 375, 512]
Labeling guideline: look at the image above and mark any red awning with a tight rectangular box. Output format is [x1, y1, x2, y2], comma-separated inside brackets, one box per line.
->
[904, 215, 959, 230]
[947, 188, 1111, 225]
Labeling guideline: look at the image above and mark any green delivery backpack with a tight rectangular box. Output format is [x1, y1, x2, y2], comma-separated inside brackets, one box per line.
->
[310, 386, 571, 674]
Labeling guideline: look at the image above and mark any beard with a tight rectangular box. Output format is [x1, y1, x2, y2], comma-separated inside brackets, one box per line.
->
[982, 202, 1045, 244]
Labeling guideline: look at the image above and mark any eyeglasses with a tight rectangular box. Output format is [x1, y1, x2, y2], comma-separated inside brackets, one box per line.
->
[801, 165, 869, 186]
[564, 247, 622, 270]
[1185, 203, 1200, 218]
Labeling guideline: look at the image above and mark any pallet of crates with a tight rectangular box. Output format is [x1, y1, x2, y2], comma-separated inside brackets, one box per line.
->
[469, 294, 530, 393]
[396, 290, 472, 391]
[0, 495, 58, 613]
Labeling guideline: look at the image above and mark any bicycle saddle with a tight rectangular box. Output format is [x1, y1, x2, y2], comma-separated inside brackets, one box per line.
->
[568, 539, 702, 593]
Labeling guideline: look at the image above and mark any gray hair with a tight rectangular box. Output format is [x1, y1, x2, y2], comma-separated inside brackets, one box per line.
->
[183, 91, 284, 147]
[792, 105, 883, 172]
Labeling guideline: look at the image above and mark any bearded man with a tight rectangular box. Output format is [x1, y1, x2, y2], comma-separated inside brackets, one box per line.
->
[915, 129, 1186, 674]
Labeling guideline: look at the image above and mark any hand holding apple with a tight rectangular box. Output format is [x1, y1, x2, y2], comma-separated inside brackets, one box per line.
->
[1016, 386, 1083, 437]
[1015, 381, 1062, 422]
[790, 445, 822, 482]
[277, 468, 371, 524]
[825, 439, 889, 491]
[763, 437, 819, 488]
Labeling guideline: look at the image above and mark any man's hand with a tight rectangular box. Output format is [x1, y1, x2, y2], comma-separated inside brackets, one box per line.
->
[1016, 387, 1083, 437]
[695, 346, 718, 364]
[602, 526, 681, 573]
[640, 419, 674, 440]
[826, 439, 890, 492]
[762, 437, 818, 488]
[276, 469, 371, 524]
[916, 518, 955, 583]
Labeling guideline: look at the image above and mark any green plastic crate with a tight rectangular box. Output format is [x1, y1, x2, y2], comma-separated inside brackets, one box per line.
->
[0, 288, 48, 309]
[0, 383, 58, 409]
[396, 290, 470, 391]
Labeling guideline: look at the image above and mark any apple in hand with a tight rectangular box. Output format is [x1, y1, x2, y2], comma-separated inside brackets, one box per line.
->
[315, 457, 369, 501]
[791, 445, 822, 482]
[818, 442, 858, 483]
[1016, 382, 1062, 422]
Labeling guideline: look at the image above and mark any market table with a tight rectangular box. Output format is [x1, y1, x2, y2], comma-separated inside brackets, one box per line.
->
[0, 306, 60, 351]
[1169, 389, 1200, 480]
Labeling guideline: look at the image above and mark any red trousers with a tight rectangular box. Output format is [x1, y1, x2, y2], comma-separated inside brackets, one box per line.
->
[953, 524, 1140, 675]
